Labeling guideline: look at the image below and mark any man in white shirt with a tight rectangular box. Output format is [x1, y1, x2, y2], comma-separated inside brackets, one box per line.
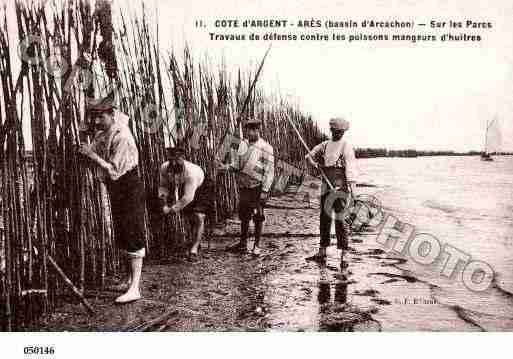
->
[218, 118, 274, 256]
[159, 147, 213, 261]
[305, 117, 358, 271]
[79, 94, 146, 304]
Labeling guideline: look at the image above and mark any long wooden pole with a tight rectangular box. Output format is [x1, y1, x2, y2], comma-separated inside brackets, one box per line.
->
[46, 255, 95, 315]
[284, 113, 334, 190]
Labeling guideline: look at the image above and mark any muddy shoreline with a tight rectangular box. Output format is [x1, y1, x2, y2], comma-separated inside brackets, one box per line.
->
[31, 187, 499, 331]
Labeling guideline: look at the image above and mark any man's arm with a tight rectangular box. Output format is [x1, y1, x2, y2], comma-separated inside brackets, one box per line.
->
[170, 176, 199, 213]
[158, 162, 170, 205]
[218, 140, 247, 172]
[305, 142, 324, 168]
[344, 142, 358, 195]
[79, 130, 138, 181]
[261, 145, 275, 194]
[79, 143, 116, 177]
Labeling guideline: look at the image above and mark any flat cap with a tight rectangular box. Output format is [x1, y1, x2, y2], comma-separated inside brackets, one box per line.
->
[86, 91, 116, 114]
[329, 117, 350, 131]
[243, 117, 261, 127]
[166, 145, 186, 158]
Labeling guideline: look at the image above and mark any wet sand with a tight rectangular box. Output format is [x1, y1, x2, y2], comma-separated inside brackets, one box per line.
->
[33, 182, 507, 331]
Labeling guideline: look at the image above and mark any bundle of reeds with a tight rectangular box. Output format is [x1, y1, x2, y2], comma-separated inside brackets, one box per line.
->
[0, 0, 118, 330]
[0, 0, 325, 330]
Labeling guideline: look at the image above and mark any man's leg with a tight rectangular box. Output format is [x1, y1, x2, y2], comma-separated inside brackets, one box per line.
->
[116, 248, 145, 303]
[227, 188, 250, 253]
[112, 174, 146, 303]
[190, 212, 205, 255]
[306, 193, 330, 262]
[335, 219, 348, 271]
[334, 197, 349, 271]
[252, 186, 266, 255]
[240, 218, 250, 247]
[226, 219, 250, 252]
[318, 193, 332, 257]
[253, 206, 265, 255]
[107, 186, 132, 291]
[112, 255, 131, 291]
[253, 220, 263, 250]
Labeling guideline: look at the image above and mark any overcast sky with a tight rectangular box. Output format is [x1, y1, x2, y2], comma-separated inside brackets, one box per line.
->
[5, 0, 513, 152]
[123, 0, 513, 152]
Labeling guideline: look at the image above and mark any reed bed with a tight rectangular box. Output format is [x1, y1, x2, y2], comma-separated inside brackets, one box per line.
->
[0, 0, 324, 331]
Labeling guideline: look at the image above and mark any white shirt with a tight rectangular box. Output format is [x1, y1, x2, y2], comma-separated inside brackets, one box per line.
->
[308, 138, 358, 183]
[229, 137, 275, 192]
[158, 160, 205, 212]
[91, 111, 138, 181]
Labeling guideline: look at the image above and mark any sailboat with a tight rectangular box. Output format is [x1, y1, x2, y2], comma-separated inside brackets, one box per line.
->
[481, 117, 502, 161]
[480, 152, 493, 161]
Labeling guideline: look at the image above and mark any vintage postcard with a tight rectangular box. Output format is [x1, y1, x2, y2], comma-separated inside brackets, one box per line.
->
[0, 0, 512, 357]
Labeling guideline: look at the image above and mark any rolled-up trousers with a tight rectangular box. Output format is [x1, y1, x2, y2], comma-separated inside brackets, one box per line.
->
[320, 192, 348, 250]
[319, 166, 349, 250]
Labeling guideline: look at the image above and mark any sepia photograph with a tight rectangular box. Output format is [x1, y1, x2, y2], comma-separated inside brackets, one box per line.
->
[0, 0, 512, 356]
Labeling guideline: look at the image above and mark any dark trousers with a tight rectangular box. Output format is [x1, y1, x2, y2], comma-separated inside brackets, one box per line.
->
[106, 168, 146, 253]
[238, 186, 265, 245]
[320, 192, 348, 250]
[238, 187, 265, 223]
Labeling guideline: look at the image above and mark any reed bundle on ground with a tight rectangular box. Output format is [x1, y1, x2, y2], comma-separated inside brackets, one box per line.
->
[0, 0, 324, 331]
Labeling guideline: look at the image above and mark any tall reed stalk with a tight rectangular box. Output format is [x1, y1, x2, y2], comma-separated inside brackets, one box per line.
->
[0, 0, 325, 330]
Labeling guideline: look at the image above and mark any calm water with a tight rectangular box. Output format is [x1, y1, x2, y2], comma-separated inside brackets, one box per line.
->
[358, 156, 513, 327]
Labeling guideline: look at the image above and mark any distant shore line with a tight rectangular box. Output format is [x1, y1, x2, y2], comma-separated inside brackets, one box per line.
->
[21, 149, 513, 161]
[355, 149, 513, 158]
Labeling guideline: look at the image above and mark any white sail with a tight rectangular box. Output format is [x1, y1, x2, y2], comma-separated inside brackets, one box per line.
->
[485, 118, 502, 154]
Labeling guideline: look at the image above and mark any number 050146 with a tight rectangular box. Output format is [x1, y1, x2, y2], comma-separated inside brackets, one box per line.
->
[24, 346, 55, 355]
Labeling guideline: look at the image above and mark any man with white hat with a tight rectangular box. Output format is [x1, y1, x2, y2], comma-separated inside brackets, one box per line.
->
[78, 92, 146, 304]
[304, 116, 358, 271]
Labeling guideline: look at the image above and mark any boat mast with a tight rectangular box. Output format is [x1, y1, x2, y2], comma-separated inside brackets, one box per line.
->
[484, 119, 489, 154]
